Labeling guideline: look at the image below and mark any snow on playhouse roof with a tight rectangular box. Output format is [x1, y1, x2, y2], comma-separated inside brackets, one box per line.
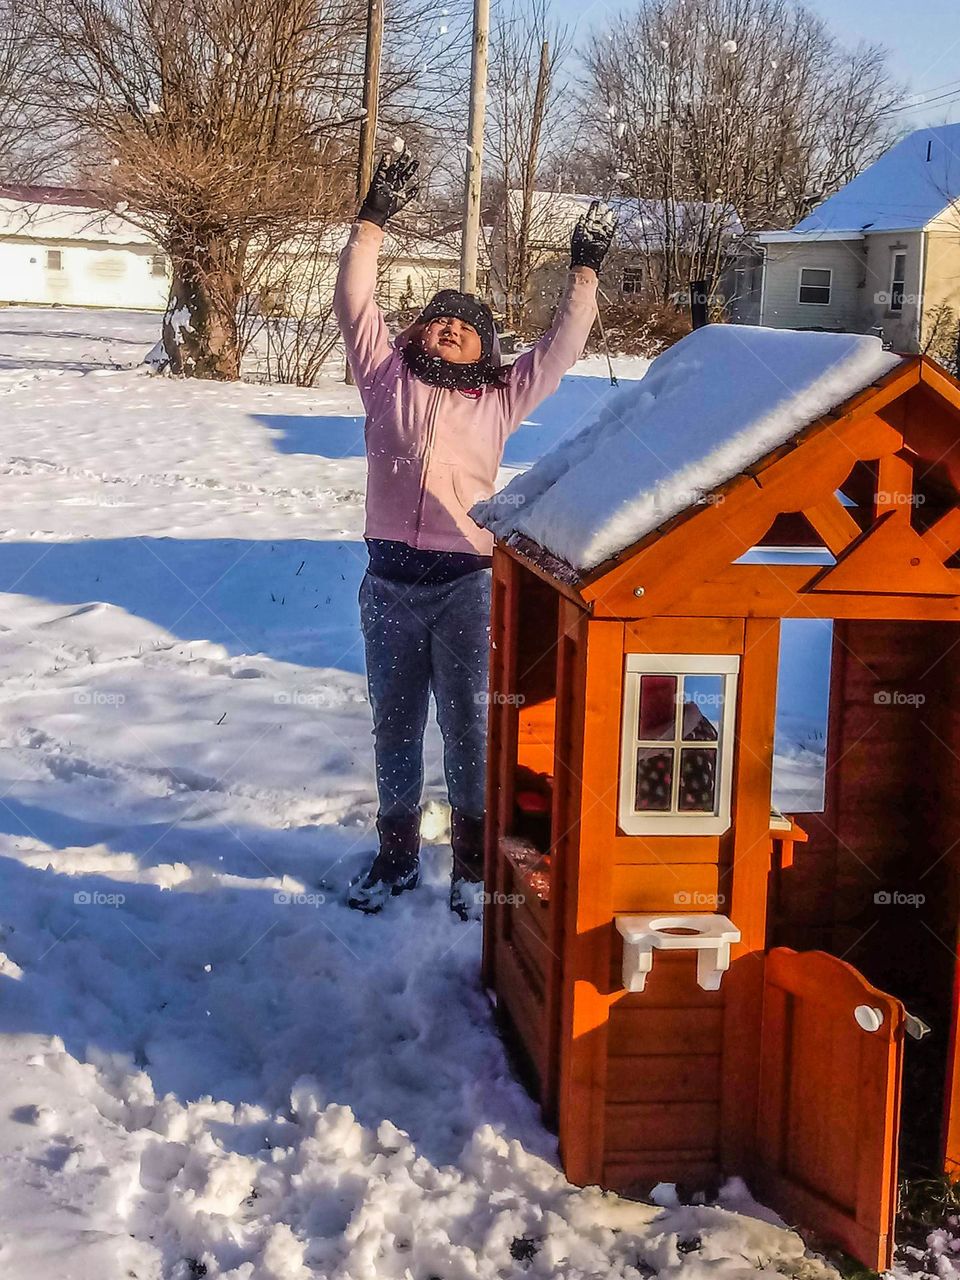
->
[779, 124, 960, 236]
[473, 325, 903, 574]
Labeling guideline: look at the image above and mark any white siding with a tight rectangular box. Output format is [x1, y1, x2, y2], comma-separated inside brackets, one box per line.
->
[859, 230, 923, 352]
[761, 240, 865, 331]
[0, 238, 169, 310]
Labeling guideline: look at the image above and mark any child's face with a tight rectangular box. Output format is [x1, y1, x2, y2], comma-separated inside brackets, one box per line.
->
[421, 316, 483, 364]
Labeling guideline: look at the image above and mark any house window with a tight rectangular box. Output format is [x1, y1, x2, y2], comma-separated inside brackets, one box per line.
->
[889, 253, 907, 313]
[622, 267, 644, 296]
[150, 254, 167, 277]
[618, 653, 740, 835]
[46, 249, 63, 271]
[798, 267, 831, 306]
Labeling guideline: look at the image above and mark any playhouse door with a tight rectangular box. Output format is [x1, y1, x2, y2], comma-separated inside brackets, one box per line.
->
[754, 948, 905, 1270]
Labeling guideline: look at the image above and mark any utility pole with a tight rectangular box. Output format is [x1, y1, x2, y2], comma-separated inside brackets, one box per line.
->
[346, 0, 384, 385]
[460, 0, 490, 295]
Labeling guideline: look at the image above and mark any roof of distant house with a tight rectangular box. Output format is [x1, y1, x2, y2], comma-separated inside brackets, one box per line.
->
[757, 124, 960, 243]
[0, 185, 102, 208]
[508, 188, 742, 253]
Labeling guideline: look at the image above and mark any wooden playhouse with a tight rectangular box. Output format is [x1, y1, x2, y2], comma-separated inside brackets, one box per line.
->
[474, 328, 960, 1269]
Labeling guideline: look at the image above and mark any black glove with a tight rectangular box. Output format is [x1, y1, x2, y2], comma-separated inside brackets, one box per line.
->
[570, 200, 617, 273]
[357, 149, 420, 227]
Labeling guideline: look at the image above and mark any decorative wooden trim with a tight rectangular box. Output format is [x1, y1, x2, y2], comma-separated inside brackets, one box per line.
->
[557, 618, 623, 1185]
[801, 496, 862, 556]
[719, 617, 780, 1175]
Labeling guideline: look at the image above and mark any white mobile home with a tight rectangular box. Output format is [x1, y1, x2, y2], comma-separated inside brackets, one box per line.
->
[0, 186, 170, 310]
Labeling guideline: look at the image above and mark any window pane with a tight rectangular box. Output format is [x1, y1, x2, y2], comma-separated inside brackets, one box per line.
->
[681, 675, 723, 740]
[638, 675, 678, 741]
[678, 747, 717, 811]
[635, 747, 673, 810]
[799, 268, 830, 305]
[891, 254, 906, 311]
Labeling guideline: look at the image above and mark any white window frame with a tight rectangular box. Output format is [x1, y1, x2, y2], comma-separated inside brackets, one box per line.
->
[889, 252, 907, 314]
[622, 266, 644, 296]
[618, 652, 740, 836]
[45, 249, 63, 271]
[797, 266, 832, 306]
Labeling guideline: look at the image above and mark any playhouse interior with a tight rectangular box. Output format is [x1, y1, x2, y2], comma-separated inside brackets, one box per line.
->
[493, 441, 960, 1179]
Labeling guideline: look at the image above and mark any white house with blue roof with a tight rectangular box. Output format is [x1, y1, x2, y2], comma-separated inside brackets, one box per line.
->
[755, 124, 960, 353]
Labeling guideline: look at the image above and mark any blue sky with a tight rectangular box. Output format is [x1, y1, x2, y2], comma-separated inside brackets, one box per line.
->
[551, 0, 960, 127]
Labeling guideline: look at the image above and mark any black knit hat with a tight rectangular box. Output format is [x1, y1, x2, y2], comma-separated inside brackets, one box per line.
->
[417, 289, 496, 361]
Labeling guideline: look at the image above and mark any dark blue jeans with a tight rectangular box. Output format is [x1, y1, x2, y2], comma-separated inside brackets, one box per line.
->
[359, 568, 491, 821]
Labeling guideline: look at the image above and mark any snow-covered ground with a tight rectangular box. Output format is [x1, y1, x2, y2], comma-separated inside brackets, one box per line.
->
[0, 307, 833, 1279]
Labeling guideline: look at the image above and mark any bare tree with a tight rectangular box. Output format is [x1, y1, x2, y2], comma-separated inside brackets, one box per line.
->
[484, 0, 573, 326]
[26, 0, 471, 380]
[0, 0, 56, 182]
[579, 0, 901, 303]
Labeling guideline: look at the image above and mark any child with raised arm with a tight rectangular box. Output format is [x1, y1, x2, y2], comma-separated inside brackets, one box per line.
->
[333, 150, 616, 917]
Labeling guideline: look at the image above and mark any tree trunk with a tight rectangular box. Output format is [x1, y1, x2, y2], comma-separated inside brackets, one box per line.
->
[162, 234, 242, 380]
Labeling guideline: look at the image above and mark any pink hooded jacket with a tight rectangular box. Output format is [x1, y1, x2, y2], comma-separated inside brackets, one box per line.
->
[333, 220, 599, 556]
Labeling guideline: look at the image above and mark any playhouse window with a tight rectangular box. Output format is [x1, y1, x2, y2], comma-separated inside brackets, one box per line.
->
[798, 267, 831, 306]
[619, 654, 739, 835]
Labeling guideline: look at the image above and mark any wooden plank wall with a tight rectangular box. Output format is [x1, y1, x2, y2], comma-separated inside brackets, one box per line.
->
[556, 616, 756, 1191]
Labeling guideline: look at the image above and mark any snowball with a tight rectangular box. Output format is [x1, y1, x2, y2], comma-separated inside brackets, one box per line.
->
[392, 135, 405, 153]
[722, 39, 738, 53]
[650, 1181, 681, 1207]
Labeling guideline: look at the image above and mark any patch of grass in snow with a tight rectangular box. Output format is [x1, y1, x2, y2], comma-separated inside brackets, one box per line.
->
[898, 1173, 960, 1255]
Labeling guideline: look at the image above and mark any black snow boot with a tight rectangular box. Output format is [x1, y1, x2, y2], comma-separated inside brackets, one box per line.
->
[347, 811, 421, 914]
[449, 809, 486, 922]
